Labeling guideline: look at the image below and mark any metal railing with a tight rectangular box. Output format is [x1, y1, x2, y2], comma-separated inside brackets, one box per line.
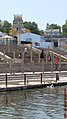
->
[0, 72, 60, 88]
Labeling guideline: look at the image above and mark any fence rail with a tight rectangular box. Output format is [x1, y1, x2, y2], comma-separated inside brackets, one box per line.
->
[0, 72, 66, 88]
[0, 62, 67, 73]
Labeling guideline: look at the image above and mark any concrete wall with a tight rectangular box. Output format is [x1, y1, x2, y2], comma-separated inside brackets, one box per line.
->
[18, 33, 51, 48]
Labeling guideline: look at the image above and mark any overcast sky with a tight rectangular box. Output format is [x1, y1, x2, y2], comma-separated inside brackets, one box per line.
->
[0, 0, 67, 30]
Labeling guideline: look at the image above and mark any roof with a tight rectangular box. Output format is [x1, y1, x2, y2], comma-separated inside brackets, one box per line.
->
[18, 32, 45, 40]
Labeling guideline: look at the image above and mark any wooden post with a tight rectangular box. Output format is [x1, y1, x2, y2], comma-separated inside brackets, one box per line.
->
[41, 73, 42, 84]
[46, 46, 50, 63]
[66, 60, 67, 71]
[22, 52, 24, 64]
[21, 52, 24, 73]
[30, 44, 32, 63]
[3, 51, 5, 63]
[59, 54, 61, 72]
[46, 52, 48, 63]
[32, 60, 34, 72]
[38, 52, 40, 63]
[10, 59, 12, 74]
[42, 60, 44, 72]
[13, 51, 15, 63]
[8, 42, 10, 53]
[51, 61, 53, 72]
[5, 74, 7, 88]
[24, 74, 26, 85]
[56, 73, 59, 82]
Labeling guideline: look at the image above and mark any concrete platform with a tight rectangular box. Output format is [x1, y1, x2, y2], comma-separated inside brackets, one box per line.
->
[0, 74, 67, 92]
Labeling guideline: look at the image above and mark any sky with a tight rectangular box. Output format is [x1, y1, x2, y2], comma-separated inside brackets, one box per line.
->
[0, 0, 67, 30]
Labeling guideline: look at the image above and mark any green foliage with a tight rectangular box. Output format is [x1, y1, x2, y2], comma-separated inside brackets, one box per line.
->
[40, 30, 45, 37]
[23, 21, 40, 35]
[62, 21, 67, 36]
[0, 18, 67, 37]
[0, 20, 12, 33]
[48, 23, 61, 33]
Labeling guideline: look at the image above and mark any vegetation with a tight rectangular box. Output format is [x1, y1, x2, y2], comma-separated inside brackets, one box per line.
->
[46, 23, 61, 33]
[23, 21, 40, 35]
[0, 19, 67, 37]
[0, 20, 12, 33]
[62, 20, 67, 36]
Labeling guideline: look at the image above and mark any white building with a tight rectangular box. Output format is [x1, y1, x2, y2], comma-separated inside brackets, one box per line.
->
[17, 32, 52, 48]
[45, 29, 60, 36]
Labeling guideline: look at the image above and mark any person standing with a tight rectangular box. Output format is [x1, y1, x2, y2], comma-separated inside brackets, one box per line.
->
[40, 50, 44, 59]
[24, 47, 27, 54]
[54, 56, 58, 70]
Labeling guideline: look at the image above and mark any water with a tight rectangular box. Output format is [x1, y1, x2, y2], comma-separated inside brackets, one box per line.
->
[0, 86, 66, 119]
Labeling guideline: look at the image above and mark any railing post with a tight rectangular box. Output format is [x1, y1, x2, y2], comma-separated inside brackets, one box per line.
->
[5, 74, 7, 88]
[13, 51, 15, 63]
[24, 74, 26, 85]
[21, 52, 24, 73]
[38, 52, 40, 63]
[66, 60, 67, 71]
[3, 51, 5, 63]
[56, 73, 59, 82]
[41, 73, 42, 84]
[32, 60, 34, 72]
[46, 47, 50, 63]
[42, 60, 44, 72]
[10, 59, 12, 74]
[22, 52, 24, 64]
[51, 61, 53, 72]
[8, 42, 10, 53]
[59, 54, 61, 72]
[46, 51, 48, 63]
[30, 44, 32, 63]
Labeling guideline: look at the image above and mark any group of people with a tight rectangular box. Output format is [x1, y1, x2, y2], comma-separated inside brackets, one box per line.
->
[40, 50, 59, 70]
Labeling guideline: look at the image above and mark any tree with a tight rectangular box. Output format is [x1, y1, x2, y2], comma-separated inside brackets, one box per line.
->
[2, 20, 12, 33]
[48, 23, 61, 33]
[23, 21, 40, 34]
[39, 30, 45, 37]
[0, 23, 3, 31]
[0, 20, 12, 33]
[62, 20, 67, 36]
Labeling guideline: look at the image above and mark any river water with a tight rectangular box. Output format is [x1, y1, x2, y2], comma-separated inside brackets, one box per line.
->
[0, 86, 66, 119]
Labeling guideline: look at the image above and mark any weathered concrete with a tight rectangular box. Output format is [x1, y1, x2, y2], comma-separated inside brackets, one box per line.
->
[0, 81, 67, 92]
[0, 71, 67, 92]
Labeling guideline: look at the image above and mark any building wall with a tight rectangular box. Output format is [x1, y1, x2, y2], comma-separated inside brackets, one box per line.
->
[18, 33, 51, 48]
[45, 29, 60, 36]
[58, 38, 67, 48]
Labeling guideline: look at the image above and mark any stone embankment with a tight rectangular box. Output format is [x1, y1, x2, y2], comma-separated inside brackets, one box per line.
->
[0, 44, 66, 91]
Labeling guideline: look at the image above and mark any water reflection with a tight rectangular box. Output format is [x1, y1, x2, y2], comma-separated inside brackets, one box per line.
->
[0, 86, 65, 119]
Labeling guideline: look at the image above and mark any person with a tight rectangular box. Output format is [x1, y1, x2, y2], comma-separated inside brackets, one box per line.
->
[40, 50, 44, 59]
[54, 56, 58, 70]
[46, 48, 50, 62]
[24, 47, 27, 54]
[40, 50, 45, 63]
[50, 52, 53, 61]
[18, 53, 21, 59]
[48, 52, 53, 62]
